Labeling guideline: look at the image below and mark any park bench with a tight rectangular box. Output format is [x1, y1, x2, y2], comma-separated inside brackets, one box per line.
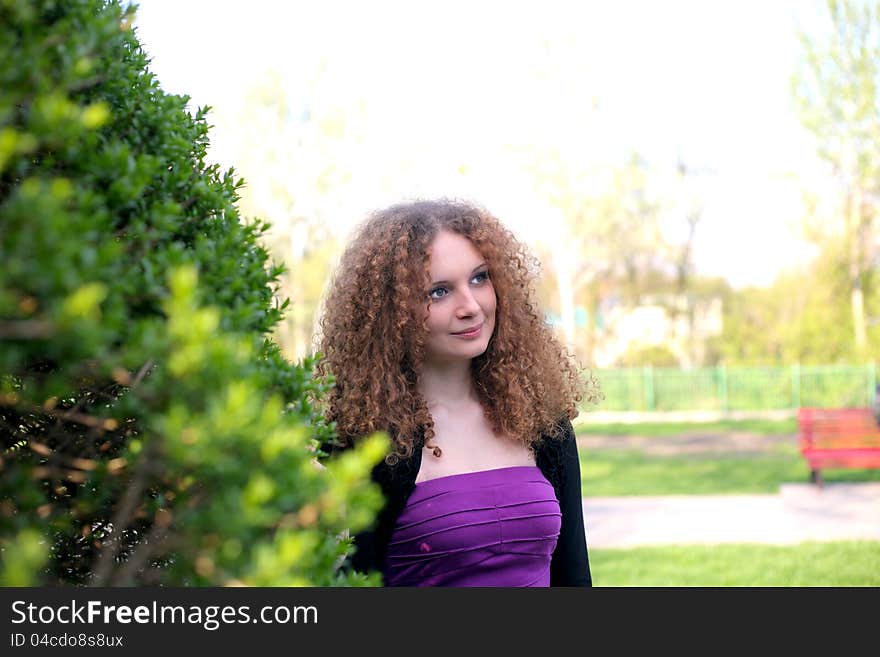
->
[796, 407, 880, 486]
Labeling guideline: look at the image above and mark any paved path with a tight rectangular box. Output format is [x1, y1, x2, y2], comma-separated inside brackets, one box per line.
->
[583, 483, 880, 548]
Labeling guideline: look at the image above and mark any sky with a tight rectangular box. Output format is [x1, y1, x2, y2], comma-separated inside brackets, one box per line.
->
[133, 0, 834, 289]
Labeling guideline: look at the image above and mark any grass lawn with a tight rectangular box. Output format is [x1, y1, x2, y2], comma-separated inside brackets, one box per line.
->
[579, 446, 880, 496]
[577, 417, 798, 437]
[576, 423, 880, 496]
[574, 420, 879, 586]
[590, 540, 880, 586]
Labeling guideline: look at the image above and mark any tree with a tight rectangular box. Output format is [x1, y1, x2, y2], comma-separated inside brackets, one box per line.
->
[522, 138, 733, 369]
[210, 70, 367, 361]
[793, 0, 880, 357]
[528, 149, 687, 365]
[716, 252, 860, 365]
[0, 0, 385, 586]
[655, 158, 715, 368]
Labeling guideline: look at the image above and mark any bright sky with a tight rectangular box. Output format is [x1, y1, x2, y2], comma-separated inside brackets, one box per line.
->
[134, 0, 832, 288]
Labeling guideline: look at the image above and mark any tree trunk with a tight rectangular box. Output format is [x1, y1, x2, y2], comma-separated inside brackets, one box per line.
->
[852, 283, 867, 353]
[552, 245, 577, 349]
[850, 186, 867, 354]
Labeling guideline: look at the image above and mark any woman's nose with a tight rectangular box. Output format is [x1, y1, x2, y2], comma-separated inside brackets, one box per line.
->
[455, 288, 481, 316]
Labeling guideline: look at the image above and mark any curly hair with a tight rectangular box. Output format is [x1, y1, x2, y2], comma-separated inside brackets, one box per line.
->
[315, 198, 597, 465]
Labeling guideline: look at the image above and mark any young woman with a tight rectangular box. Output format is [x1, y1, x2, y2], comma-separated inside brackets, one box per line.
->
[317, 199, 596, 586]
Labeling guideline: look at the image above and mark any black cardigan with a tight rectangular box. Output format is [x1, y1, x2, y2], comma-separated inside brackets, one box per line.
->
[325, 418, 592, 587]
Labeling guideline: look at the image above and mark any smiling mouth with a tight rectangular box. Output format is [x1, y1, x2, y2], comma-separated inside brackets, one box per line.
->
[451, 323, 483, 336]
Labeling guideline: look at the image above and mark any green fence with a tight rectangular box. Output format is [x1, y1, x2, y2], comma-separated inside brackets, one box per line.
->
[591, 364, 879, 412]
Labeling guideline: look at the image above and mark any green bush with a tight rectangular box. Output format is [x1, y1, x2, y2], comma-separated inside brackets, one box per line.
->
[617, 344, 679, 368]
[0, 0, 386, 586]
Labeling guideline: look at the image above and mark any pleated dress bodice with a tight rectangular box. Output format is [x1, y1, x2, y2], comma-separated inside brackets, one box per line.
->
[383, 465, 562, 587]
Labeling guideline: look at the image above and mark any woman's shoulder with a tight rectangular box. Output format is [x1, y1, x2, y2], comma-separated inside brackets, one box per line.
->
[533, 416, 576, 453]
[532, 416, 577, 488]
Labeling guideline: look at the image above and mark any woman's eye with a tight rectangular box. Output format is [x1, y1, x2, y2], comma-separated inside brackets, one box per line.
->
[428, 273, 488, 300]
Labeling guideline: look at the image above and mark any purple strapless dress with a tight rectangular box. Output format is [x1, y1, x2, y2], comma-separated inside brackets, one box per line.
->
[383, 465, 561, 587]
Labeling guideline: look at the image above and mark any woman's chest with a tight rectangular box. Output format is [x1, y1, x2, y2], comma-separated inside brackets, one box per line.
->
[415, 414, 535, 484]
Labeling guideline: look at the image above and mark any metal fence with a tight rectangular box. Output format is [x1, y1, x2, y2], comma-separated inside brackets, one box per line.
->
[589, 365, 879, 412]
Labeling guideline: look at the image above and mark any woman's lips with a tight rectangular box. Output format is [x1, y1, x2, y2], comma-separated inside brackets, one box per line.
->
[451, 323, 482, 338]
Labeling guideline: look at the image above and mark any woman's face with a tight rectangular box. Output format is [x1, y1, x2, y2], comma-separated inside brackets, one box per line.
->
[422, 230, 497, 366]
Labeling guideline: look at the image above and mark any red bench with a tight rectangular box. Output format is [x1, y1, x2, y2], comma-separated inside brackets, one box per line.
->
[796, 407, 880, 486]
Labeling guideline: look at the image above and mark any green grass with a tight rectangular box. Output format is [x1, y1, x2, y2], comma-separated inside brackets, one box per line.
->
[575, 420, 880, 585]
[577, 417, 798, 437]
[579, 445, 880, 496]
[590, 541, 880, 586]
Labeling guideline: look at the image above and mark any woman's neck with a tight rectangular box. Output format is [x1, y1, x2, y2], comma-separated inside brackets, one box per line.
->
[418, 360, 478, 410]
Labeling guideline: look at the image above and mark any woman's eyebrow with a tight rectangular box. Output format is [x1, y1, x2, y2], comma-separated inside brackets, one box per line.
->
[430, 262, 487, 286]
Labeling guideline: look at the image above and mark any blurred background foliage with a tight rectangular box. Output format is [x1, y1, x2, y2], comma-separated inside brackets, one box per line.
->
[186, 0, 880, 379]
[0, 0, 386, 586]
